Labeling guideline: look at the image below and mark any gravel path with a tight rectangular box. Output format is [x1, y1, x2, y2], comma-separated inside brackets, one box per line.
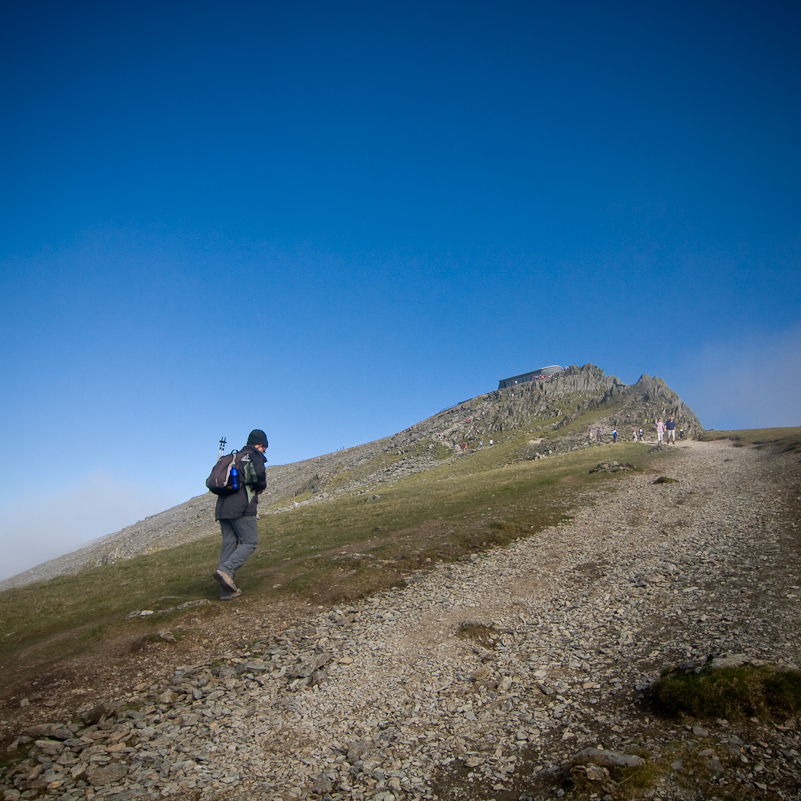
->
[4, 439, 801, 800]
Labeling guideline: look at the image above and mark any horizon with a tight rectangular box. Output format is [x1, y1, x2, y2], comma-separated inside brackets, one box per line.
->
[1, 1, 799, 581]
[1, 368, 796, 586]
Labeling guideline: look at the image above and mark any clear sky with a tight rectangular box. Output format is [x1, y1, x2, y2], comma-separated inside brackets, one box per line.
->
[1, 1, 800, 581]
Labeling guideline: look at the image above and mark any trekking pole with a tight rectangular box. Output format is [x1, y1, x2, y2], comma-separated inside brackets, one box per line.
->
[218, 436, 227, 458]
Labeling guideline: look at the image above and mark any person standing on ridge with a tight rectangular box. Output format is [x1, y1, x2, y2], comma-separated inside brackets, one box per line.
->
[213, 429, 268, 600]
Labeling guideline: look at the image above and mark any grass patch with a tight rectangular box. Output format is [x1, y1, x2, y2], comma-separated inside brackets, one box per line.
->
[323, 450, 408, 493]
[565, 759, 662, 800]
[698, 426, 801, 452]
[651, 664, 801, 721]
[456, 621, 503, 649]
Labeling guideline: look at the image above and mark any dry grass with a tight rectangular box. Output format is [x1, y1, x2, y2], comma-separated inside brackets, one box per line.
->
[456, 621, 503, 649]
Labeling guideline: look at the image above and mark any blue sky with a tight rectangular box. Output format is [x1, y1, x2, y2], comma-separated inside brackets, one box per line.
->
[1, 1, 799, 581]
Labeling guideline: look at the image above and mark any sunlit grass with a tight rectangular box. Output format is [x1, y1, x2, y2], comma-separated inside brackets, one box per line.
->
[698, 426, 801, 451]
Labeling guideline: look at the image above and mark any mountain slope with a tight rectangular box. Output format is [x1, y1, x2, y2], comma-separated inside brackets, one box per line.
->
[0, 364, 702, 590]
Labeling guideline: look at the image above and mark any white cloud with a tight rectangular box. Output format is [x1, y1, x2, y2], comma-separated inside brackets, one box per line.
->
[676, 325, 801, 430]
[0, 472, 176, 582]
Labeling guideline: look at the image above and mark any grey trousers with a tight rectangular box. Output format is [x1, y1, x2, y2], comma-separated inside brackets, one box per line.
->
[218, 516, 258, 585]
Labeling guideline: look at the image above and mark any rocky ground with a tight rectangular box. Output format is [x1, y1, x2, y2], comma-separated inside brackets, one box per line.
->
[2, 439, 800, 800]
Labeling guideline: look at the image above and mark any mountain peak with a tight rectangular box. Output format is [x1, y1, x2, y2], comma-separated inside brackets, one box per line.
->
[0, 364, 701, 589]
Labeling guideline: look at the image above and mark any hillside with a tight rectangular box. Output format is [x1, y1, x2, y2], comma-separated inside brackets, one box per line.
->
[0, 364, 702, 590]
[1, 436, 799, 801]
[0, 366, 799, 800]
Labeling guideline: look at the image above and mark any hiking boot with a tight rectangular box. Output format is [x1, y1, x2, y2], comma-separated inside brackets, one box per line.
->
[213, 569, 237, 593]
[221, 589, 242, 601]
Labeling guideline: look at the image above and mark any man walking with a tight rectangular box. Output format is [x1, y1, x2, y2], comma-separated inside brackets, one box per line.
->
[666, 416, 676, 444]
[213, 429, 268, 600]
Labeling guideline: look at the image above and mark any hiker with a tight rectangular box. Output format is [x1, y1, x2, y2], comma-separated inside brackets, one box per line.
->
[666, 416, 676, 443]
[656, 418, 665, 443]
[612, 429, 618, 443]
[213, 429, 268, 600]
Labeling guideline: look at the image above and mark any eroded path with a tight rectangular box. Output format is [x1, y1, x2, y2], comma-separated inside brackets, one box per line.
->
[4, 440, 801, 800]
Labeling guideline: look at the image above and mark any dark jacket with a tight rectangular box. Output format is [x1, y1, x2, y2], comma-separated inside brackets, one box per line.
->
[214, 445, 268, 520]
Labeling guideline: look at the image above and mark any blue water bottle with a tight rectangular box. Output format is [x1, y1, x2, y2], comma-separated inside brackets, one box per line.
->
[231, 464, 239, 490]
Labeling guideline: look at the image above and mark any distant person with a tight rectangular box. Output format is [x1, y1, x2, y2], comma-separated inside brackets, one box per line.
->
[213, 429, 269, 600]
[633, 429, 638, 441]
[666, 416, 676, 443]
[639, 428, 644, 441]
[612, 429, 618, 443]
[656, 418, 665, 443]
[595, 427, 602, 443]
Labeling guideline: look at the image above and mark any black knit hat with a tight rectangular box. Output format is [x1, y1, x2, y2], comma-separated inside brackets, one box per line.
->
[246, 429, 269, 448]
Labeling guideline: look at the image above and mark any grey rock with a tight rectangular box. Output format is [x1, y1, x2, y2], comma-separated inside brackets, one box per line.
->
[86, 762, 129, 786]
[708, 653, 766, 670]
[574, 748, 646, 768]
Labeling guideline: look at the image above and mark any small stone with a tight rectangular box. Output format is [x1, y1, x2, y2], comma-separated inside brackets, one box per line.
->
[585, 764, 610, 782]
[574, 748, 645, 769]
[470, 667, 491, 682]
[311, 774, 333, 794]
[86, 762, 129, 786]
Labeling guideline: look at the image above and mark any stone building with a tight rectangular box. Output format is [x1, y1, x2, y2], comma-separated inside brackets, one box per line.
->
[498, 364, 563, 389]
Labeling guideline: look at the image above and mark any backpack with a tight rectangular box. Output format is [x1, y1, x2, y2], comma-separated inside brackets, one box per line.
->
[206, 451, 242, 495]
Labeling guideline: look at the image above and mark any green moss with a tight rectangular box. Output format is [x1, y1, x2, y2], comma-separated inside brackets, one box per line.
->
[652, 664, 801, 721]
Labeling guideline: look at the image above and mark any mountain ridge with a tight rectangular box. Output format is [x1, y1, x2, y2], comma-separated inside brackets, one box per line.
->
[0, 364, 702, 590]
